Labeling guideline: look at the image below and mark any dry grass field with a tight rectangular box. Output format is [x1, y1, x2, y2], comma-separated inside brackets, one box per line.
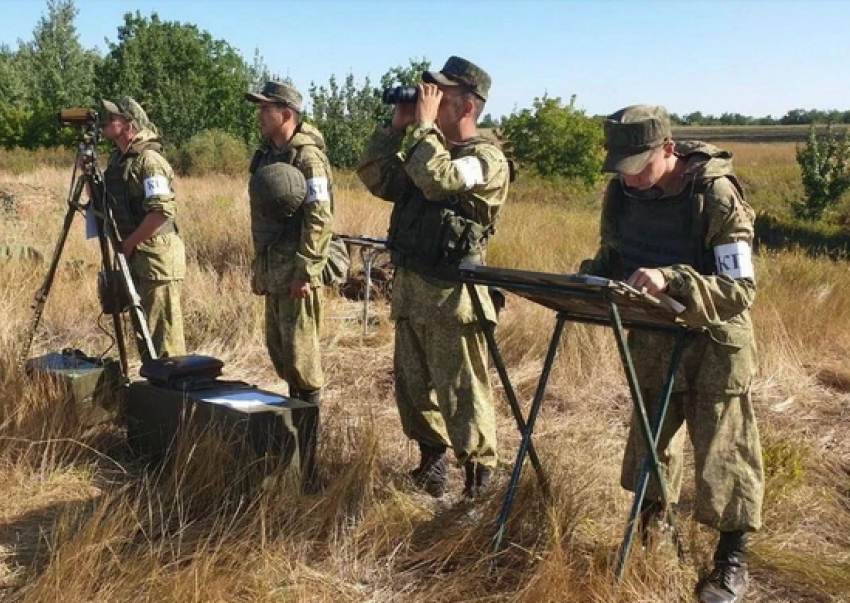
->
[1, 142, 849, 602]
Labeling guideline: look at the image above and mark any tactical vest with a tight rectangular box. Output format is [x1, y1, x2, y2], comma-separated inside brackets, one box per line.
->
[610, 174, 743, 280]
[387, 139, 494, 281]
[104, 142, 175, 239]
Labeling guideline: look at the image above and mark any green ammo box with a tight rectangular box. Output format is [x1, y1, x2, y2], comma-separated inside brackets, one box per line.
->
[126, 356, 319, 482]
[25, 350, 125, 427]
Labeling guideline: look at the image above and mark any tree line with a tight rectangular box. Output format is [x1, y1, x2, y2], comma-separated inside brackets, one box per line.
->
[1, 0, 848, 200]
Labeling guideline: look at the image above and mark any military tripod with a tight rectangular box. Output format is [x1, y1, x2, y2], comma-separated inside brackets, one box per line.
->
[22, 111, 156, 376]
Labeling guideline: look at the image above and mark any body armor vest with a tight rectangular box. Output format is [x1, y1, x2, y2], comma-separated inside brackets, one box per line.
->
[613, 180, 715, 280]
[387, 139, 494, 281]
[104, 142, 174, 239]
[248, 145, 314, 255]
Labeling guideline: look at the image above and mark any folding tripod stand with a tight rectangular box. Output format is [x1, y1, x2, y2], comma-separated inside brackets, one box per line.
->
[22, 109, 156, 376]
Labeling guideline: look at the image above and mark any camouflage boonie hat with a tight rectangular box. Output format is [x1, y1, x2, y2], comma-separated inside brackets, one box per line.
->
[423, 56, 491, 101]
[101, 97, 151, 130]
[245, 81, 303, 112]
[602, 105, 672, 174]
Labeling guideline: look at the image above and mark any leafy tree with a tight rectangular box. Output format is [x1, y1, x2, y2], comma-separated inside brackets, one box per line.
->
[19, 0, 99, 109]
[307, 59, 429, 169]
[0, 0, 99, 147]
[98, 12, 258, 146]
[793, 124, 850, 221]
[499, 95, 604, 186]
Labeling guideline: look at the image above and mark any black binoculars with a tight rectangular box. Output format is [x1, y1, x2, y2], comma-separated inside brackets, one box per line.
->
[381, 86, 418, 104]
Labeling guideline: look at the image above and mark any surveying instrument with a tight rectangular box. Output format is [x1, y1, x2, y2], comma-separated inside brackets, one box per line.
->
[22, 107, 156, 376]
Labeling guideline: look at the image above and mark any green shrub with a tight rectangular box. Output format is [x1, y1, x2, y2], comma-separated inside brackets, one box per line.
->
[793, 124, 850, 221]
[172, 128, 250, 177]
[500, 95, 604, 187]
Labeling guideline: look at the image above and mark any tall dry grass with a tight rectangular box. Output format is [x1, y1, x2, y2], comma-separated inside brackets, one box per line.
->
[0, 142, 849, 601]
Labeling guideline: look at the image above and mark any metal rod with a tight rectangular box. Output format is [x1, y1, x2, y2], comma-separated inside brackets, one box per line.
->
[361, 247, 375, 335]
[492, 312, 566, 555]
[466, 283, 550, 495]
[614, 327, 689, 581]
[21, 199, 79, 362]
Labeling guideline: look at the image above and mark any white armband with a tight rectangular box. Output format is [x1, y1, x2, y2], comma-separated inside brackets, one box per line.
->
[305, 177, 330, 203]
[714, 241, 754, 279]
[143, 175, 170, 198]
[452, 156, 485, 189]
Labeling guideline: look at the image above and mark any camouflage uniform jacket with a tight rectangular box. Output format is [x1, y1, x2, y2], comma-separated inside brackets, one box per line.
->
[251, 122, 334, 289]
[357, 122, 510, 324]
[581, 142, 757, 393]
[104, 128, 184, 282]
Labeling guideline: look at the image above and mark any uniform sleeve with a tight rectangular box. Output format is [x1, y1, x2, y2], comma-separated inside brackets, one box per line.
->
[579, 180, 620, 278]
[402, 123, 508, 208]
[132, 150, 177, 219]
[356, 125, 412, 202]
[294, 146, 334, 284]
[658, 177, 757, 328]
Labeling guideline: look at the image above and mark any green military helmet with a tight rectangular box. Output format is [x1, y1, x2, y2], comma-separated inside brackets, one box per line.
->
[249, 162, 307, 218]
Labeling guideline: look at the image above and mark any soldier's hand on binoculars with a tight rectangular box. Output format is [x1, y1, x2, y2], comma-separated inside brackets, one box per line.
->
[391, 102, 416, 131]
[416, 83, 442, 125]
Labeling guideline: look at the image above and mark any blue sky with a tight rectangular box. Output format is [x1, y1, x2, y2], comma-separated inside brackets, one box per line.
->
[1, 0, 848, 120]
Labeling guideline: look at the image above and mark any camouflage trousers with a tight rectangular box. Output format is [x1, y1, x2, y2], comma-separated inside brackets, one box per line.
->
[137, 278, 185, 360]
[621, 388, 764, 532]
[265, 288, 324, 392]
[394, 318, 497, 468]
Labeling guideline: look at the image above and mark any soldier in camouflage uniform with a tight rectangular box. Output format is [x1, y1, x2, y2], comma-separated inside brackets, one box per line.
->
[581, 105, 764, 603]
[101, 97, 186, 360]
[245, 82, 334, 407]
[357, 57, 511, 499]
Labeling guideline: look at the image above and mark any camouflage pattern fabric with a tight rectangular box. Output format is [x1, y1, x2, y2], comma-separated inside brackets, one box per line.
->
[251, 122, 334, 392]
[136, 278, 185, 360]
[251, 123, 334, 291]
[582, 143, 764, 532]
[357, 121, 510, 466]
[395, 319, 497, 468]
[105, 128, 185, 359]
[422, 55, 492, 101]
[359, 124, 509, 324]
[621, 387, 763, 531]
[265, 288, 324, 391]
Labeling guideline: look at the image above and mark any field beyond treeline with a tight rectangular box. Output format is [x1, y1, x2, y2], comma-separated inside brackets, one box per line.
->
[0, 142, 849, 602]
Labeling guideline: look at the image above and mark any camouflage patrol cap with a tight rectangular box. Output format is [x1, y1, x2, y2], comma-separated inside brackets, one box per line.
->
[423, 56, 491, 101]
[101, 97, 151, 130]
[245, 81, 303, 112]
[249, 162, 307, 218]
[602, 105, 672, 174]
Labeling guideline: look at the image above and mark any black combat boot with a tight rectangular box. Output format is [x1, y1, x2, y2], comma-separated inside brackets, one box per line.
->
[410, 443, 448, 498]
[462, 462, 493, 499]
[698, 531, 750, 603]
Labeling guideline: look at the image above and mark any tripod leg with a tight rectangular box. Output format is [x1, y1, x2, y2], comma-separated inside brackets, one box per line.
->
[492, 313, 565, 556]
[21, 184, 83, 362]
[466, 283, 549, 496]
[609, 301, 685, 582]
